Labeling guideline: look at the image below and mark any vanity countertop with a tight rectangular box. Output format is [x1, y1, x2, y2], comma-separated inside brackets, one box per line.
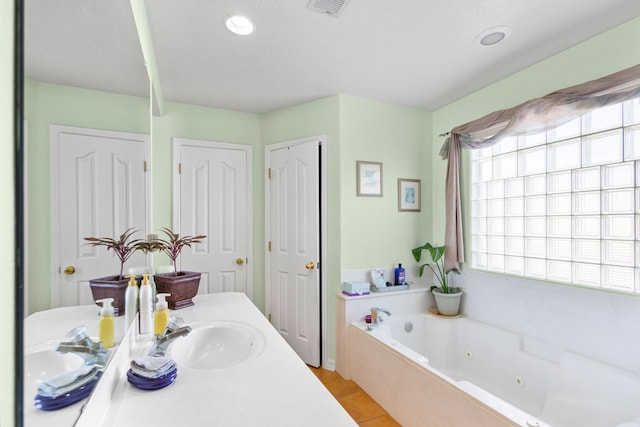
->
[24, 304, 127, 427]
[76, 292, 357, 427]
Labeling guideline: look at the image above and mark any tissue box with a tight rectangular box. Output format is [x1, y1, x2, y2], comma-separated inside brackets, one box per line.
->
[342, 281, 370, 296]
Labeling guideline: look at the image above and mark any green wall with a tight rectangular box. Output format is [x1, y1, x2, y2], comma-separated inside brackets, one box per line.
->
[261, 95, 341, 359]
[431, 17, 640, 249]
[339, 95, 432, 268]
[260, 95, 431, 360]
[24, 81, 265, 314]
[2, 0, 15, 424]
[22, 14, 640, 370]
[24, 80, 149, 313]
[151, 101, 263, 307]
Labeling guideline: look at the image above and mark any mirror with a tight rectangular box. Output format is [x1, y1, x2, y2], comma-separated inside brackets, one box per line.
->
[23, 0, 150, 424]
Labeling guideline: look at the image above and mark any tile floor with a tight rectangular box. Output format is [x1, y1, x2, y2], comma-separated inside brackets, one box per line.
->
[310, 367, 401, 427]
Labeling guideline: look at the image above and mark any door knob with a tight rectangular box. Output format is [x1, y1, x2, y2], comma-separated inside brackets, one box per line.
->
[63, 266, 76, 275]
[236, 258, 245, 265]
[306, 261, 315, 270]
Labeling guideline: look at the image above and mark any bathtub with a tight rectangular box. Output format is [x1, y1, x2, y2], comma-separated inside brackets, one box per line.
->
[348, 312, 640, 427]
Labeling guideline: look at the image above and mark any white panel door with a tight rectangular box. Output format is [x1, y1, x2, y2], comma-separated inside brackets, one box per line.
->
[176, 139, 251, 296]
[52, 126, 149, 307]
[268, 140, 320, 367]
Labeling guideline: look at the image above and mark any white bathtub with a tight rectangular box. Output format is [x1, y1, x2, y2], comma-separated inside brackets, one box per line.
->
[348, 312, 640, 427]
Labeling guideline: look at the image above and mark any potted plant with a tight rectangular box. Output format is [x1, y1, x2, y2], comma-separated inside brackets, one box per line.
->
[412, 242, 462, 316]
[144, 227, 207, 310]
[84, 228, 146, 316]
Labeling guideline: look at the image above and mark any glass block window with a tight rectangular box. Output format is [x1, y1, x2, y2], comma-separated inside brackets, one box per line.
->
[471, 97, 640, 293]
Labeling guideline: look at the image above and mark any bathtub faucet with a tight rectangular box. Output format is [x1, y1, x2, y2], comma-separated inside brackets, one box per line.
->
[370, 307, 391, 326]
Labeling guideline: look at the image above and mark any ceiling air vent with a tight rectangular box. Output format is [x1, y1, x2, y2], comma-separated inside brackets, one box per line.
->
[307, 0, 352, 17]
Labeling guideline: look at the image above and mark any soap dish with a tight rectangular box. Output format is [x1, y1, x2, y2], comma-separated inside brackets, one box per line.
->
[127, 367, 178, 391]
[34, 372, 102, 411]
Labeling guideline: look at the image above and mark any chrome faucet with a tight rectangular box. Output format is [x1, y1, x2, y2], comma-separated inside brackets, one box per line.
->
[370, 307, 391, 326]
[56, 326, 110, 367]
[148, 317, 192, 357]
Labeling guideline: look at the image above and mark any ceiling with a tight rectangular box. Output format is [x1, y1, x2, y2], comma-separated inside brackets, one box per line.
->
[25, 0, 640, 114]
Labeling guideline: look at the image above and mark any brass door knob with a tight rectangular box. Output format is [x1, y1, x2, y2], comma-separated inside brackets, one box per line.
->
[63, 266, 76, 275]
[236, 258, 245, 265]
[306, 261, 315, 270]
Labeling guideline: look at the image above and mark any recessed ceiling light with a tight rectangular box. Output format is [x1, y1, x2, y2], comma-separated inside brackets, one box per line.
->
[475, 26, 511, 47]
[225, 15, 255, 36]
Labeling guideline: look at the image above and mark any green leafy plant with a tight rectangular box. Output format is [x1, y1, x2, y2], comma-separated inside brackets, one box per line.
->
[411, 242, 459, 293]
[84, 228, 146, 279]
[143, 227, 207, 274]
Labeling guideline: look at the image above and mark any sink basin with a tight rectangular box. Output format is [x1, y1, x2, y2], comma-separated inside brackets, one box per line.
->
[169, 321, 266, 370]
[24, 341, 85, 399]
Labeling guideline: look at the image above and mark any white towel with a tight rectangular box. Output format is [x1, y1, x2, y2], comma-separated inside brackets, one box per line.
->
[37, 364, 100, 397]
[130, 356, 176, 379]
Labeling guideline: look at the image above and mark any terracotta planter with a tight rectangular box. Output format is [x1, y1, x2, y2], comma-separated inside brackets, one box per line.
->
[432, 287, 463, 316]
[89, 275, 129, 316]
[154, 271, 201, 310]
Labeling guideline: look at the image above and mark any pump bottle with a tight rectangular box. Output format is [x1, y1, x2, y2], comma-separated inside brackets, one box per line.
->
[97, 298, 115, 348]
[139, 273, 153, 334]
[124, 274, 139, 330]
[154, 293, 171, 335]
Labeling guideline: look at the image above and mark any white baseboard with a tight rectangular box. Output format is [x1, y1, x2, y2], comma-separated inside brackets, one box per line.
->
[323, 358, 336, 371]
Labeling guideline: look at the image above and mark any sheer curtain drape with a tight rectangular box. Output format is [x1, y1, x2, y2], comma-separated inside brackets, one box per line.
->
[441, 64, 640, 271]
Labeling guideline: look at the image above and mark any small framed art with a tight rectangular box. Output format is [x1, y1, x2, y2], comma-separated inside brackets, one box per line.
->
[356, 161, 383, 196]
[398, 178, 421, 212]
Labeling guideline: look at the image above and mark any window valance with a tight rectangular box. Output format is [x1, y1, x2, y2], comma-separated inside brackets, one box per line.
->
[442, 64, 640, 271]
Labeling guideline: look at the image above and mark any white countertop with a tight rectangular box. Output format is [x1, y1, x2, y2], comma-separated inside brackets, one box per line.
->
[24, 304, 128, 427]
[76, 293, 357, 427]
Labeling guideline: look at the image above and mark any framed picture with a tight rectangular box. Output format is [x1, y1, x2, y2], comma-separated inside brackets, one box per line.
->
[356, 161, 383, 196]
[398, 179, 421, 212]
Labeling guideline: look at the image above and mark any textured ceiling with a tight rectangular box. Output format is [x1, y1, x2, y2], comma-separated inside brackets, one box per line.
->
[25, 0, 640, 114]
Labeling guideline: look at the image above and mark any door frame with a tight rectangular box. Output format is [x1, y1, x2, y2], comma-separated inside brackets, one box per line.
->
[49, 125, 151, 308]
[265, 135, 329, 368]
[173, 137, 254, 300]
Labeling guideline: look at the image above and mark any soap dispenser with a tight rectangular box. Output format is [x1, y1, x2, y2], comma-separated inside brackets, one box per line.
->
[154, 293, 171, 335]
[124, 274, 139, 329]
[139, 273, 153, 334]
[97, 298, 115, 348]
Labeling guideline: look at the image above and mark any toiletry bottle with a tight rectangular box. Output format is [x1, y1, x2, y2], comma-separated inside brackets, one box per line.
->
[154, 293, 171, 335]
[139, 274, 153, 334]
[394, 263, 406, 286]
[124, 274, 139, 330]
[97, 298, 115, 348]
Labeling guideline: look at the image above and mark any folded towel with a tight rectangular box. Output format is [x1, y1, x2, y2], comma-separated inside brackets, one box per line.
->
[130, 356, 176, 379]
[37, 364, 101, 397]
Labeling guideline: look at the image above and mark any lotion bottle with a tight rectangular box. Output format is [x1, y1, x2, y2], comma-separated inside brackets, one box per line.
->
[154, 293, 171, 335]
[124, 274, 139, 330]
[139, 274, 153, 334]
[97, 298, 115, 348]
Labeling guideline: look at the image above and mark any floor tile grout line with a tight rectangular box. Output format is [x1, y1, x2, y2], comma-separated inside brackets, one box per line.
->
[310, 366, 400, 426]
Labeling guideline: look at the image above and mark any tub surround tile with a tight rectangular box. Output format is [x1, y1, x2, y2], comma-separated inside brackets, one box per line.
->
[349, 324, 520, 427]
[458, 270, 640, 373]
[336, 283, 431, 379]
